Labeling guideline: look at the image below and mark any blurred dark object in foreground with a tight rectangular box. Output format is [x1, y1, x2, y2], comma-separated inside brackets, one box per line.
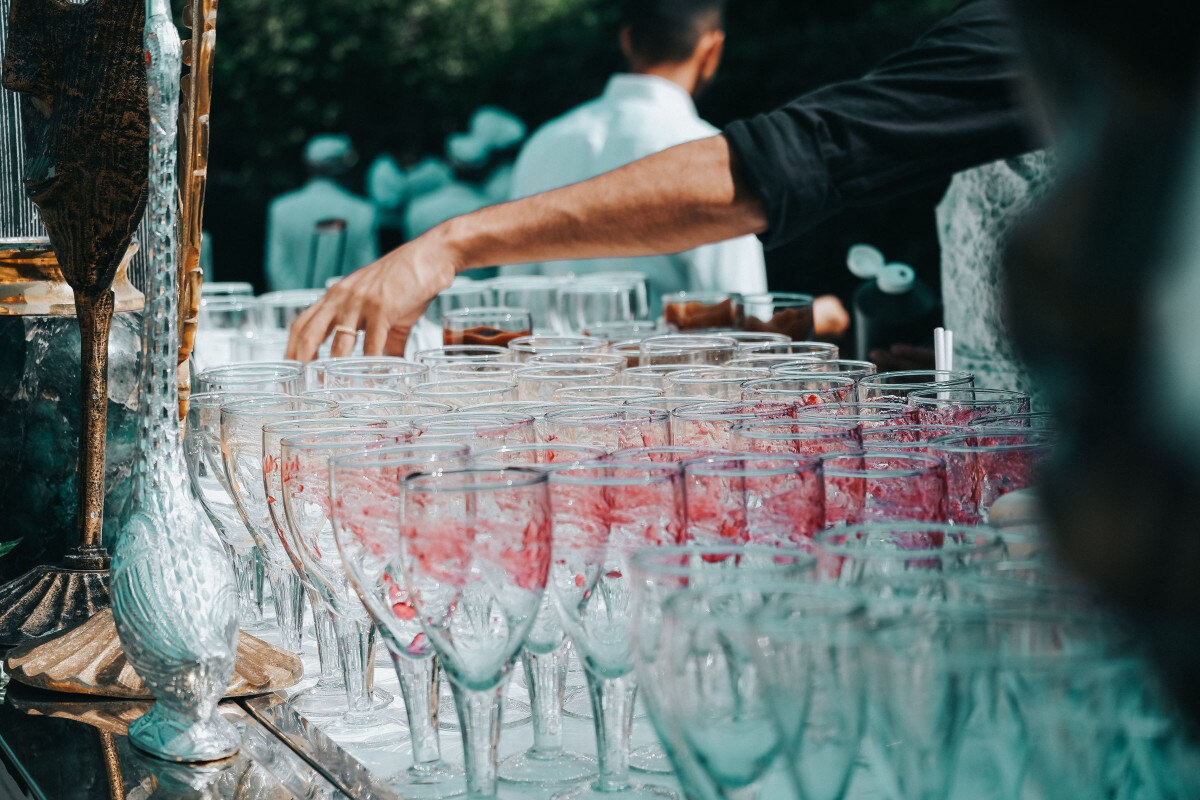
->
[1002, 0, 1200, 723]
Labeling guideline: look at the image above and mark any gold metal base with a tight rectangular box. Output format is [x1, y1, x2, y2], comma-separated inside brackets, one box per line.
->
[0, 559, 111, 647]
[5, 609, 304, 698]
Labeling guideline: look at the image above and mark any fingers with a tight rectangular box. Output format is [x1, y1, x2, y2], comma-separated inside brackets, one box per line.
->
[362, 318, 389, 357]
[385, 325, 412, 357]
[329, 320, 361, 357]
[287, 300, 339, 362]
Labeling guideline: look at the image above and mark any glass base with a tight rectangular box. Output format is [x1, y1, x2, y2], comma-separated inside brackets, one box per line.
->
[551, 780, 679, 800]
[290, 683, 394, 719]
[563, 687, 650, 723]
[387, 761, 467, 799]
[499, 748, 596, 786]
[320, 708, 408, 744]
[437, 692, 530, 731]
[629, 742, 673, 775]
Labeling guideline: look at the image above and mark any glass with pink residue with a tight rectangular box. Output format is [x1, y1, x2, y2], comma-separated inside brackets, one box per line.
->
[907, 387, 1031, 426]
[927, 429, 1055, 524]
[730, 418, 863, 458]
[821, 452, 949, 526]
[683, 453, 825, 547]
[670, 400, 795, 452]
[543, 406, 671, 453]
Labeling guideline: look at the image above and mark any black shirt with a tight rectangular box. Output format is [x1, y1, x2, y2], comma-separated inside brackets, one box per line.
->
[724, 0, 1039, 251]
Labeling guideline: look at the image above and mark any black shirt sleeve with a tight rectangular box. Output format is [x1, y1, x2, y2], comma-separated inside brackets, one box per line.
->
[723, 0, 1039, 250]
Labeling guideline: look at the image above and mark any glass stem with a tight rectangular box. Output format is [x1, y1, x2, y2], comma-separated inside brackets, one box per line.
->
[334, 615, 375, 712]
[588, 669, 638, 793]
[269, 569, 304, 653]
[393, 653, 444, 768]
[312, 601, 339, 684]
[230, 547, 260, 626]
[523, 641, 569, 756]
[449, 679, 505, 799]
[253, 546, 267, 616]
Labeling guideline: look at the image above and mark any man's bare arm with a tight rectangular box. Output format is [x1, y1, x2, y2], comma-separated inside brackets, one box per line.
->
[286, 135, 766, 360]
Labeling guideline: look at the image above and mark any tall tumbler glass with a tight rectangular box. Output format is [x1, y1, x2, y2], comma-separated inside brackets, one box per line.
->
[661, 291, 744, 332]
[772, 359, 878, 383]
[194, 361, 303, 394]
[547, 462, 686, 800]
[442, 306, 532, 348]
[907, 387, 1031, 426]
[856, 370, 975, 404]
[412, 412, 536, 452]
[723, 331, 792, 351]
[515, 365, 619, 402]
[340, 399, 455, 422]
[411, 379, 519, 408]
[739, 340, 839, 360]
[796, 401, 919, 428]
[670, 401, 795, 452]
[302, 387, 407, 405]
[741, 292, 815, 340]
[557, 283, 636, 336]
[323, 357, 429, 393]
[683, 453, 825, 547]
[331, 444, 472, 798]
[509, 335, 608, 363]
[528, 352, 628, 372]
[821, 452, 948, 526]
[661, 367, 770, 400]
[416, 345, 512, 365]
[728, 354, 826, 372]
[927, 430, 1055, 524]
[639, 334, 738, 367]
[220, 396, 339, 652]
[473, 444, 603, 786]
[543, 407, 671, 453]
[428, 362, 521, 382]
[490, 275, 562, 335]
[741, 376, 857, 406]
[729, 418, 863, 457]
[555, 385, 663, 404]
[401, 468, 553, 800]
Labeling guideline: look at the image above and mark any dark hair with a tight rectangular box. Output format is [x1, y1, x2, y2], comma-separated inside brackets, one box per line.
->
[621, 0, 727, 65]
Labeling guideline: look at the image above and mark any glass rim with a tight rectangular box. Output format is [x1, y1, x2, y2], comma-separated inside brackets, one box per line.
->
[220, 396, 339, 417]
[417, 344, 510, 358]
[189, 390, 282, 409]
[969, 411, 1057, 426]
[403, 465, 548, 494]
[322, 358, 428, 376]
[857, 369, 975, 388]
[907, 387, 1031, 406]
[741, 291, 815, 303]
[820, 450, 944, 478]
[629, 544, 817, 577]
[329, 442, 472, 470]
[441, 305, 531, 319]
[301, 388, 407, 401]
[639, 333, 738, 350]
[542, 405, 670, 425]
[683, 451, 823, 476]
[414, 412, 535, 429]
[610, 445, 735, 460]
[740, 341, 838, 355]
[815, 522, 1001, 559]
[671, 400, 794, 421]
[548, 459, 682, 486]
[660, 290, 743, 302]
[514, 364, 619, 379]
[556, 384, 662, 397]
[743, 375, 858, 390]
[197, 361, 302, 379]
[508, 334, 605, 350]
[279, 429, 395, 452]
[927, 429, 1057, 453]
[474, 442, 607, 458]
[664, 367, 771, 384]
[412, 378, 518, 391]
[527, 352, 626, 365]
[263, 417, 386, 435]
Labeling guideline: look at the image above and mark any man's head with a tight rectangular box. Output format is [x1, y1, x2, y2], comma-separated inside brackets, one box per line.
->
[305, 134, 356, 179]
[620, 0, 727, 97]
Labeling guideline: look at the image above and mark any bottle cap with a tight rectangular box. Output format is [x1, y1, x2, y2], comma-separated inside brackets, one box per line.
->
[877, 263, 915, 295]
[847, 244, 885, 279]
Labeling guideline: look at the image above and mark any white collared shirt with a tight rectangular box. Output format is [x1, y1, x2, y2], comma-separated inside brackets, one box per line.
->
[502, 74, 767, 311]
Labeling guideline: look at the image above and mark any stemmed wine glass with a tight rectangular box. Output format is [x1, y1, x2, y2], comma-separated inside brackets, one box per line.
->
[331, 444, 472, 798]
[547, 461, 685, 800]
[401, 467, 553, 800]
[220, 396, 338, 652]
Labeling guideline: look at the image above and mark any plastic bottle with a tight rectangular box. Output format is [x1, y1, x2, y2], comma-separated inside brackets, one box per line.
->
[847, 244, 940, 360]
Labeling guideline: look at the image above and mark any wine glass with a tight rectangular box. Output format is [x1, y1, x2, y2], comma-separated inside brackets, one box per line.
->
[401, 467, 553, 800]
[683, 453, 825, 546]
[543, 407, 671, 453]
[330, 444, 472, 798]
[219, 396, 339, 652]
[547, 461, 685, 800]
[821, 452, 948, 526]
[323, 357, 429, 393]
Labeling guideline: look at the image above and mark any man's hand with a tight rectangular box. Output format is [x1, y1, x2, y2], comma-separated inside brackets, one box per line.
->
[286, 232, 458, 361]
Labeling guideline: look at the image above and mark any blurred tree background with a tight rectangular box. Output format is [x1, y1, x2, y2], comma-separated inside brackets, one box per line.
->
[205, 0, 960, 301]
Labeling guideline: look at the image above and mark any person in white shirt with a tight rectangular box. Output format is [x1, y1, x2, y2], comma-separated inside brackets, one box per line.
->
[500, 0, 766, 314]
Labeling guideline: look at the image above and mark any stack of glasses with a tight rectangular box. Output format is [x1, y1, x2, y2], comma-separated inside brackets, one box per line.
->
[182, 332, 1199, 800]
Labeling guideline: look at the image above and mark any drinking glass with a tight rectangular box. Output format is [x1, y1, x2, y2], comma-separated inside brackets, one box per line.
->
[795, 401, 919, 428]
[969, 410, 1057, 430]
[557, 283, 636, 335]
[425, 277, 494, 326]
[547, 462, 685, 800]
[749, 588, 870, 800]
[723, 331, 791, 350]
[185, 391, 272, 631]
[489, 275, 561, 335]
[740, 340, 839, 360]
[554, 385, 663, 403]
[220, 396, 339, 652]
[661, 291, 744, 331]
[727, 354, 826, 372]
[683, 454, 825, 546]
[201, 281, 254, 299]
[516, 365, 619, 401]
[509, 335, 608, 362]
[670, 401, 795, 451]
[927, 430, 1055, 524]
[193, 297, 254, 372]
[528, 352, 627, 371]
[253, 289, 323, 330]
[412, 379, 519, 408]
[639, 334, 738, 367]
[661, 367, 770, 400]
[416, 345, 512, 365]
[907, 387, 1031, 426]
[625, 396, 722, 414]
[412, 412, 536, 451]
[323, 357, 429, 392]
[264, 418, 395, 715]
[543, 407, 671, 452]
[728, 418, 863, 457]
[856, 370, 975, 404]
[442, 306, 532, 347]
[741, 292, 815, 340]
[621, 364, 703, 389]
[306, 355, 402, 391]
[814, 522, 1003, 602]
[331, 444, 471, 798]
[339, 399, 455, 421]
[428, 362, 521, 382]
[471, 444, 602, 786]
[741, 376, 857, 405]
[302, 388, 407, 405]
[279, 430, 401, 733]
[821, 452, 948, 525]
[577, 271, 650, 320]
[194, 361, 303, 394]
[401, 468, 553, 800]
[584, 320, 668, 343]
[859, 423, 970, 452]
[773, 358, 878, 382]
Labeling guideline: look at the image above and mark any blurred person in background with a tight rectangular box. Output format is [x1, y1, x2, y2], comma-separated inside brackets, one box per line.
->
[501, 0, 782, 319]
[265, 134, 379, 291]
